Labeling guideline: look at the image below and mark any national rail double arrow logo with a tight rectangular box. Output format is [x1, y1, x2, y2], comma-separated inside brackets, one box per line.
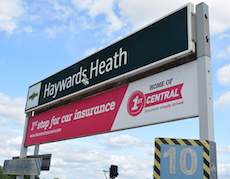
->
[29, 92, 38, 100]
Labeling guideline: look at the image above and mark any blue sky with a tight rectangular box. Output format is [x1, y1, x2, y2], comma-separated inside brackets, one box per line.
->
[0, 0, 230, 178]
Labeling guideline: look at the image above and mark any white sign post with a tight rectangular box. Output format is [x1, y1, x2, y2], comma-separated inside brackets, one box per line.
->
[153, 3, 217, 179]
[196, 3, 215, 141]
[16, 112, 31, 179]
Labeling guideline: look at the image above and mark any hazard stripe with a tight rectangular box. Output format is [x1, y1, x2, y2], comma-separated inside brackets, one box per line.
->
[154, 139, 161, 179]
[153, 138, 210, 179]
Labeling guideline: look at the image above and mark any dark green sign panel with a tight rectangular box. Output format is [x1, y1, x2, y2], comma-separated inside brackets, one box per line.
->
[25, 4, 194, 112]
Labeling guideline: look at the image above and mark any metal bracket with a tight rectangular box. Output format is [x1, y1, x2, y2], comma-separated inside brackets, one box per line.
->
[196, 3, 211, 57]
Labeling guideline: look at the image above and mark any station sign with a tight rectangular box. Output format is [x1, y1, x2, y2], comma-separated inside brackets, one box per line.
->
[25, 3, 194, 112]
[25, 61, 198, 146]
[13, 154, 52, 171]
[2, 158, 42, 175]
[153, 138, 217, 179]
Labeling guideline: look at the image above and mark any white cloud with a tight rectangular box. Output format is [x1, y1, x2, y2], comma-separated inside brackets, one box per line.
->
[0, 0, 23, 34]
[1, 0, 230, 38]
[117, 0, 230, 35]
[26, 0, 73, 23]
[24, 25, 33, 33]
[218, 159, 230, 177]
[118, 0, 162, 30]
[28, 133, 153, 179]
[71, 0, 92, 10]
[217, 64, 230, 86]
[0, 133, 22, 164]
[207, 1, 230, 35]
[64, 0, 230, 38]
[72, 0, 123, 36]
[117, 0, 195, 31]
[109, 155, 152, 178]
[84, 47, 98, 57]
[50, 1, 73, 22]
[44, 24, 74, 38]
[0, 92, 26, 125]
[216, 45, 230, 59]
[106, 134, 142, 149]
[217, 34, 230, 40]
[84, 46, 106, 57]
[40, 142, 103, 164]
[218, 146, 230, 154]
[44, 27, 58, 38]
[36, 140, 153, 179]
[214, 91, 230, 110]
[0, 116, 11, 125]
[218, 164, 230, 177]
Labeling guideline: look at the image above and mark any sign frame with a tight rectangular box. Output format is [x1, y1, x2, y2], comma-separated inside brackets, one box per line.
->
[24, 61, 198, 146]
[153, 138, 217, 179]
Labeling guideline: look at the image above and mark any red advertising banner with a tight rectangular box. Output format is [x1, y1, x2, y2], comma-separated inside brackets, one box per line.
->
[25, 61, 198, 146]
[25, 86, 128, 146]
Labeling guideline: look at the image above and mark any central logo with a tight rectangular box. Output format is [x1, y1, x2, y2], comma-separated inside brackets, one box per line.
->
[127, 91, 146, 116]
[127, 84, 184, 116]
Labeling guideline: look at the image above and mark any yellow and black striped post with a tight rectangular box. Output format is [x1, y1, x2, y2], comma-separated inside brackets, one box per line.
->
[153, 138, 216, 179]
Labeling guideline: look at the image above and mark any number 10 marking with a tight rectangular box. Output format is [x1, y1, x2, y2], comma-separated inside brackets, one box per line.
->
[163, 147, 198, 175]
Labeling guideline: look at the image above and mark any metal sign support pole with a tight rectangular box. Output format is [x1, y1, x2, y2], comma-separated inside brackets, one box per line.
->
[196, 3, 214, 141]
[196, 4, 217, 177]
[16, 112, 31, 179]
[30, 144, 40, 179]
